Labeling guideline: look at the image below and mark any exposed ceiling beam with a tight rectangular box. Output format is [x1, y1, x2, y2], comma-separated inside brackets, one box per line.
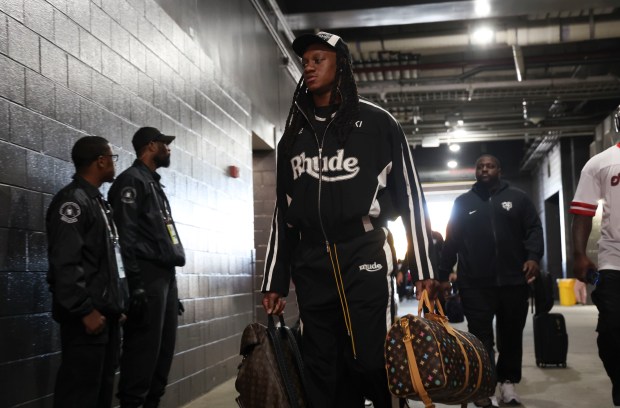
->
[358, 75, 620, 94]
[405, 124, 594, 145]
[285, 0, 620, 30]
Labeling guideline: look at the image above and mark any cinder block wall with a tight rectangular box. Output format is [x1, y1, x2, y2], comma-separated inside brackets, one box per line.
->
[0, 0, 293, 407]
[252, 151, 300, 326]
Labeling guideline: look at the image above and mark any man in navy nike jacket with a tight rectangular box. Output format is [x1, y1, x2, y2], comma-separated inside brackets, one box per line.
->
[439, 155, 544, 408]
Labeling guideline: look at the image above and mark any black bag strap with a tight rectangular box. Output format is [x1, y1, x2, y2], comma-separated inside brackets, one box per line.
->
[267, 314, 300, 408]
[282, 323, 311, 406]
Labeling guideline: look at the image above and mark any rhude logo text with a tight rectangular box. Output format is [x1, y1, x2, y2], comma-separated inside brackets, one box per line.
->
[290, 149, 360, 181]
[359, 262, 383, 272]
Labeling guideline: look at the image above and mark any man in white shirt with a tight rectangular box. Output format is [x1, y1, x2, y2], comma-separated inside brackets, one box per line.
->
[570, 105, 620, 407]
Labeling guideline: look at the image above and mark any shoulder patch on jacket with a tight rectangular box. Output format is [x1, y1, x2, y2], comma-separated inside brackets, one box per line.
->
[59, 202, 81, 223]
[120, 186, 137, 204]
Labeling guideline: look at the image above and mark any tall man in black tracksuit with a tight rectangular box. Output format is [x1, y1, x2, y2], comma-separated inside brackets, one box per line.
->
[109, 127, 185, 408]
[47, 136, 125, 408]
[439, 155, 544, 408]
[261, 32, 438, 408]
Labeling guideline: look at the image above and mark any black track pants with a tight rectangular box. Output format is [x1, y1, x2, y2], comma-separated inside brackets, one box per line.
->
[292, 228, 396, 408]
[460, 284, 529, 383]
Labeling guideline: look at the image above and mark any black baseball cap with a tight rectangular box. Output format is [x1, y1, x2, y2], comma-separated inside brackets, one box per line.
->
[292, 31, 351, 61]
[132, 127, 175, 152]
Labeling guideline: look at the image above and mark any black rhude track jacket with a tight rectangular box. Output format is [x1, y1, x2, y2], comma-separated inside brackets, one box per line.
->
[261, 97, 436, 296]
[439, 180, 544, 288]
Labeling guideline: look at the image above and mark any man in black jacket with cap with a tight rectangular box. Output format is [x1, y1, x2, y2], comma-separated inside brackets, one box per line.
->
[109, 127, 186, 408]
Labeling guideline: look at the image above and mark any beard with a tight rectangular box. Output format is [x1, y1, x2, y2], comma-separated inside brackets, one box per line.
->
[154, 153, 170, 168]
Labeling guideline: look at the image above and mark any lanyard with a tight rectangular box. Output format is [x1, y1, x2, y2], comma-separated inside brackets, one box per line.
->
[149, 182, 181, 246]
[149, 182, 172, 222]
[97, 196, 126, 278]
[96, 196, 119, 244]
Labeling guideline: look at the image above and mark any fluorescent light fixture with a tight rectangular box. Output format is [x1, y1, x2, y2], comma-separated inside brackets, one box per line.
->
[453, 128, 467, 138]
[421, 136, 440, 148]
[447, 160, 458, 168]
[472, 26, 494, 45]
[475, 0, 491, 17]
[449, 144, 461, 152]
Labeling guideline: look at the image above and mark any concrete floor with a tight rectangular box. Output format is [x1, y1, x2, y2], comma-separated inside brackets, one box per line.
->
[182, 300, 614, 408]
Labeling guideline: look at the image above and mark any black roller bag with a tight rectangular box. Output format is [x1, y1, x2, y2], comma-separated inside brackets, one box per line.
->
[531, 271, 568, 368]
[533, 312, 568, 367]
[235, 314, 310, 408]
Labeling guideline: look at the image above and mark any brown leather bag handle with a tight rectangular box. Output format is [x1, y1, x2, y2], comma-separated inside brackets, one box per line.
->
[417, 290, 473, 401]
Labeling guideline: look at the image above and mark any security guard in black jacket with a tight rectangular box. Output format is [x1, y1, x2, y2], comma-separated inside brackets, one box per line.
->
[109, 127, 185, 408]
[47, 136, 125, 408]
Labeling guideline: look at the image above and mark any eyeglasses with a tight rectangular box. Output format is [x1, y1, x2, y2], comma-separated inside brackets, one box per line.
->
[100, 154, 119, 162]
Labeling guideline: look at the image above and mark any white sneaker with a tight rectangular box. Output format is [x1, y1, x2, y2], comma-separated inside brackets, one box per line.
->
[499, 381, 521, 405]
[364, 399, 373, 407]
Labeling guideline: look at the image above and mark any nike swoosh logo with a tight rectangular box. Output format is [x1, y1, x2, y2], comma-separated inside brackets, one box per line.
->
[469, 210, 477, 215]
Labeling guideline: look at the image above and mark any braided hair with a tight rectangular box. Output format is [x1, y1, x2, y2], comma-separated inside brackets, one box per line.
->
[282, 50, 360, 156]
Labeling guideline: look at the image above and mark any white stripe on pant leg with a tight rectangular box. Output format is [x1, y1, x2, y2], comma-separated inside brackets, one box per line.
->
[382, 228, 394, 330]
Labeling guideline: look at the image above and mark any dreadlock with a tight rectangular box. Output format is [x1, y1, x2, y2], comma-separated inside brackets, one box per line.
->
[282, 51, 360, 156]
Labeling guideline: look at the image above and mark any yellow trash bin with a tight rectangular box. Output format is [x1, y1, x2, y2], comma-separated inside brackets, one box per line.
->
[557, 278, 577, 306]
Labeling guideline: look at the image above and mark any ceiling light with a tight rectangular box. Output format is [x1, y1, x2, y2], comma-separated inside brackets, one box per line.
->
[474, 0, 491, 17]
[472, 26, 494, 45]
[447, 160, 458, 168]
[453, 128, 467, 138]
[449, 144, 461, 152]
[421, 136, 440, 148]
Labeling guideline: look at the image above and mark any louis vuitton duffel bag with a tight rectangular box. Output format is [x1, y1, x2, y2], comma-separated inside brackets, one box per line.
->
[385, 291, 495, 407]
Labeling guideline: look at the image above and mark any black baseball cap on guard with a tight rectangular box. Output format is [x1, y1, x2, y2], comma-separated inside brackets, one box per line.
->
[132, 127, 176, 153]
[292, 31, 351, 61]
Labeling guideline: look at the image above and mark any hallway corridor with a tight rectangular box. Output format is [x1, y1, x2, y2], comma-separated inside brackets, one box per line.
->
[184, 300, 611, 408]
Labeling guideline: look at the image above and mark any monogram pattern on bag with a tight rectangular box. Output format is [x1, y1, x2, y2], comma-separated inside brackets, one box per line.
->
[385, 314, 495, 404]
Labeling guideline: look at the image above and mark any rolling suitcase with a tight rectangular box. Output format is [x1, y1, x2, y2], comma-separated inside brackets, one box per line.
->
[533, 312, 568, 368]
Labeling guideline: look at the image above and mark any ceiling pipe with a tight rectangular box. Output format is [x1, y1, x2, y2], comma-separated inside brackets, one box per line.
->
[359, 75, 619, 94]
[249, 0, 301, 81]
[348, 19, 620, 55]
[512, 45, 525, 81]
[408, 129, 590, 146]
[352, 52, 620, 88]
[285, 0, 620, 30]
